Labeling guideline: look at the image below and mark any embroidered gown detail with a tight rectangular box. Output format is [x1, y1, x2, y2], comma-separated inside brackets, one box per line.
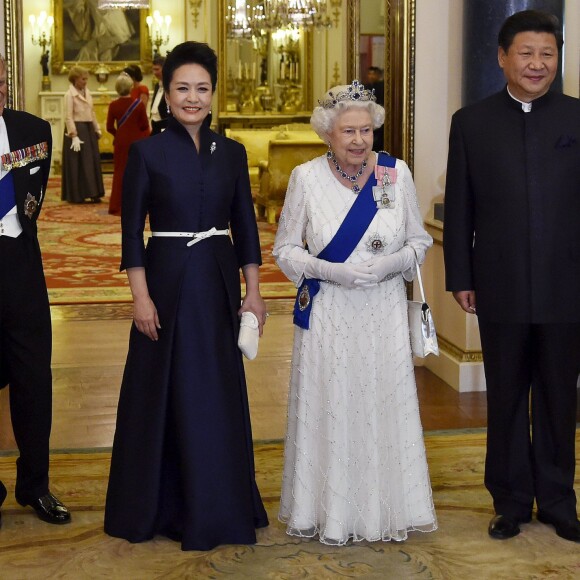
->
[273, 154, 437, 544]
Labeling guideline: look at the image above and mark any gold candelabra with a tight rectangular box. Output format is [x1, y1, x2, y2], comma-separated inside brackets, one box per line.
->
[29, 10, 53, 90]
[146, 10, 172, 57]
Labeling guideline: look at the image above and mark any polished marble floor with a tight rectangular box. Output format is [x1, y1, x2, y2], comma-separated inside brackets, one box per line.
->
[0, 300, 488, 452]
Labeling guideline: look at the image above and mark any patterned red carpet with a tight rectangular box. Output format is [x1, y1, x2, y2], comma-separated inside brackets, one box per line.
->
[39, 176, 294, 304]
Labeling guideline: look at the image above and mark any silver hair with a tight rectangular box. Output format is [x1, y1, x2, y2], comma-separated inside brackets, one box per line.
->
[115, 73, 134, 96]
[310, 99, 385, 142]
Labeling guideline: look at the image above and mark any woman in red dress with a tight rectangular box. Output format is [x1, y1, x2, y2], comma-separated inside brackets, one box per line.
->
[123, 64, 149, 108]
[106, 74, 150, 216]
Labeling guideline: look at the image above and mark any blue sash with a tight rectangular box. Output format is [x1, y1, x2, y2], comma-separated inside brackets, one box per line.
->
[117, 98, 141, 130]
[293, 152, 396, 329]
[0, 172, 15, 219]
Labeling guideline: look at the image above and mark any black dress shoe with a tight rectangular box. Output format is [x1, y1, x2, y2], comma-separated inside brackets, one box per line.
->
[537, 512, 580, 543]
[20, 493, 71, 525]
[488, 514, 524, 539]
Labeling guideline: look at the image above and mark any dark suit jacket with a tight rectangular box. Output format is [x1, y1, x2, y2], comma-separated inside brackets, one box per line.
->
[2, 108, 52, 239]
[0, 108, 52, 389]
[443, 89, 580, 323]
[149, 83, 169, 134]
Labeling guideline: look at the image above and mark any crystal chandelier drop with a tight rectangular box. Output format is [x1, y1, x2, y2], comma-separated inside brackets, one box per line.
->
[97, 0, 150, 9]
[227, 0, 338, 38]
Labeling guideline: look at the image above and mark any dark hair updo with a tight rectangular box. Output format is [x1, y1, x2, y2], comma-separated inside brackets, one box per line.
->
[162, 41, 218, 92]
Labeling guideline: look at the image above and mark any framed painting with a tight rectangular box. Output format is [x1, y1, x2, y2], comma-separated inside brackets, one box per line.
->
[51, 0, 152, 74]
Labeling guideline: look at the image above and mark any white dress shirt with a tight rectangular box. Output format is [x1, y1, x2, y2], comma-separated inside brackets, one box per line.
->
[150, 81, 165, 123]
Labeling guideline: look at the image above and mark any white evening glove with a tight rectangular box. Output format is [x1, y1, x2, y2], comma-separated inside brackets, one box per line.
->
[364, 246, 415, 281]
[70, 136, 84, 152]
[303, 256, 378, 288]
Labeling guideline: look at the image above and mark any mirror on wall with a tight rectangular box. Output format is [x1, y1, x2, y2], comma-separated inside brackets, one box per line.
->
[347, 0, 416, 169]
[217, 0, 313, 124]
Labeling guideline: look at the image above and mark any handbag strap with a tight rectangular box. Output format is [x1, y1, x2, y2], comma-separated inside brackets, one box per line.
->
[414, 256, 427, 303]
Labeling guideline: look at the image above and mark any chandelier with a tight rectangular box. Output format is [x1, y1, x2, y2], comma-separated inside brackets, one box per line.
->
[227, 0, 339, 38]
[97, 0, 150, 9]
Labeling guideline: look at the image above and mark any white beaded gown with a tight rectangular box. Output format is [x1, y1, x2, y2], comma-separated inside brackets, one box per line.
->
[273, 154, 437, 544]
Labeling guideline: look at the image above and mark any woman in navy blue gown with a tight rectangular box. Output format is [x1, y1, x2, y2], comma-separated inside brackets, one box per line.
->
[104, 42, 269, 551]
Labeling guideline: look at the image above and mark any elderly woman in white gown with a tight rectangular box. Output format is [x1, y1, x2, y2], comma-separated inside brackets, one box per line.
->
[273, 80, 437, 545]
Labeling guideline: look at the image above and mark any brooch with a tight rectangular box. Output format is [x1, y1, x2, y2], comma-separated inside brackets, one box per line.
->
[210, 142, 216, 154]
[24, 193, 38, 218]
[366, 233, 387, 254]
[298, 284, 310, 311]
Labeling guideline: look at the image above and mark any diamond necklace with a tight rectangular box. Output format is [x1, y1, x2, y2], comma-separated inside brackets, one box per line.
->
[327, 149, 367, 193]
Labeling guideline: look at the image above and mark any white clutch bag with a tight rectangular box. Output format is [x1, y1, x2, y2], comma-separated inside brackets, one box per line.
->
[238, 311, 259, 360]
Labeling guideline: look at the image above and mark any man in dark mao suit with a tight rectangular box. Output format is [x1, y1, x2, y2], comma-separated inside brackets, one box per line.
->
[0, 55, 70, 527]
[444, 10, 580, 542]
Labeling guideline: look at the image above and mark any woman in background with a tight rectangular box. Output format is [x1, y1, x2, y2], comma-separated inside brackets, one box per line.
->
[61, 65, 105, 204]
[123, 64, 149, 108]
[106, 73, 150, 216]
[104, 41, 268, 551]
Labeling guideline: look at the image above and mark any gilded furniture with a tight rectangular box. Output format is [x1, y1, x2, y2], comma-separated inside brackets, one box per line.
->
[226, 126, 323, 189]
[256, 139, 328, 223]
[218, 113, 311, 132]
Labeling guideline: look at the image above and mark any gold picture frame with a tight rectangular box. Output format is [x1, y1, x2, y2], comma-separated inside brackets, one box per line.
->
[217, 0, 313, 122]
[347, 0, 416, 171]
[51, 0, 152, 75]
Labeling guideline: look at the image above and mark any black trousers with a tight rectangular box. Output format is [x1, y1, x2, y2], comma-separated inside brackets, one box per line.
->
[0, 234, 52, 505]
[478, 319, 580, 521]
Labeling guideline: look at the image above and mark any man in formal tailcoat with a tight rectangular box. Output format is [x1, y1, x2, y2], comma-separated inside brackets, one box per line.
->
[0, 55, 71, 527]
[149, 55, 169, 135]
[444, 10, 580, 542]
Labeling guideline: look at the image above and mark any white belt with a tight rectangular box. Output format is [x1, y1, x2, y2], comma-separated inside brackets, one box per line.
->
[151, 227, 229, 247]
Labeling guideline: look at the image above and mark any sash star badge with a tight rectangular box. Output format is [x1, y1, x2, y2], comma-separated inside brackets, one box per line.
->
[298, 283, 311, 311]
[24, 193, 38, 218]
[366, 233, 387, 254]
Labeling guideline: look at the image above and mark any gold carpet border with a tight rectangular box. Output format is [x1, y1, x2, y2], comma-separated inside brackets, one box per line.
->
[50, 299, 295, 322]
[48, 282, 295, 306]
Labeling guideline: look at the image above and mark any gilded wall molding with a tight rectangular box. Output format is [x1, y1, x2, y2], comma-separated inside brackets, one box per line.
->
[189, 0, 203, 28]
[437, 335, 484, 363]
[347, 0, 416, 170]
[3, 0, 24, 109]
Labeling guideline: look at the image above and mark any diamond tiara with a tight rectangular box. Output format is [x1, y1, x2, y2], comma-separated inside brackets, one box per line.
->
[318, 80, 376, 109]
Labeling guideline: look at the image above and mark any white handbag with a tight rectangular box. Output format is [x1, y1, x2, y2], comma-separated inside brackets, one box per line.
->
[238, 311, 260, 360]
[407, 259, 439, 358]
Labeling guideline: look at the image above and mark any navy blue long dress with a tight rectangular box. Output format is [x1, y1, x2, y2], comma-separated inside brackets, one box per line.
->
[104, 117, 268, 551]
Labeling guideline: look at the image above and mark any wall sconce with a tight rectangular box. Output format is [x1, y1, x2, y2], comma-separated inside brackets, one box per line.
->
[146, 10, 172, 58]
[29, 10, 54, 90]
